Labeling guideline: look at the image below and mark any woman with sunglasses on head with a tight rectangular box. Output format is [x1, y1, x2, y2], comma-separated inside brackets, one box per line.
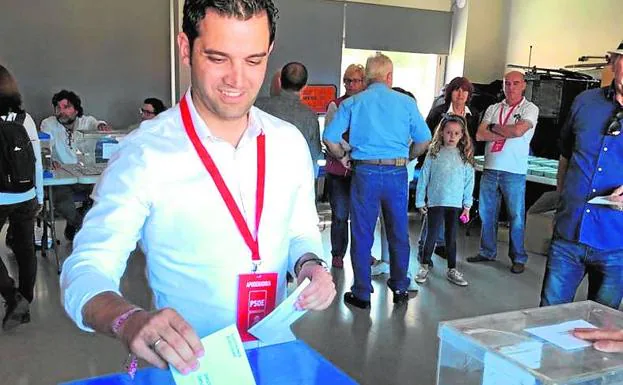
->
[415, 115, 475, 287]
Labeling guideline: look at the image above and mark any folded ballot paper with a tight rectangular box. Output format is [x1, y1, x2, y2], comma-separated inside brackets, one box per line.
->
[588, 196, 623, 209]
[170, 324, 256, 385]
[248, 278, 310, 345]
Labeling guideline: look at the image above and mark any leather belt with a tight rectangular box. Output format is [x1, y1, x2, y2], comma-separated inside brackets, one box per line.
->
[353, 158, 408, 167]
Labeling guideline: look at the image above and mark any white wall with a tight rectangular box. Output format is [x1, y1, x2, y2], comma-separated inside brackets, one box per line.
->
[505, 0, 622, 70]
[445, 2, 468, 82]
[462, 0, 509, 83]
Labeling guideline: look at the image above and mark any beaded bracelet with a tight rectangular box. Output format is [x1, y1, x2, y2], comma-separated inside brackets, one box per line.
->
[111, 307, 143, 379]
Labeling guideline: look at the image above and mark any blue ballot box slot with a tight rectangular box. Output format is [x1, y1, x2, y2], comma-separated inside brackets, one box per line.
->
[59, 340, 357, 385]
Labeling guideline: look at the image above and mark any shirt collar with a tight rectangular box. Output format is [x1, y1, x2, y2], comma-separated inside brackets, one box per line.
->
[446, 104, 472, 116]
[502, 96, 525, 108]
[183, 89, 263, 144]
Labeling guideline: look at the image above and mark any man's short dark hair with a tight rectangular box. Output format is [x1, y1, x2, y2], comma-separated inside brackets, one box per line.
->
[280, 62, 308, 92]
[182, 0, 278, 51]
[144, 98, 167, 115]
[52, 90, 84, 117]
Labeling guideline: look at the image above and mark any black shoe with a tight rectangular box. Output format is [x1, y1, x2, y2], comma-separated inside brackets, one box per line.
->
[343, 292, 370, 309]
[434, 246, 447, 259]
[466, 255, 495, 263]
[393, 291, 409, 306]
[511, 263, 525, 274]
[64, 224, 77, 241]
[3, 293, 29, 331]
[21, 311, 31, 324]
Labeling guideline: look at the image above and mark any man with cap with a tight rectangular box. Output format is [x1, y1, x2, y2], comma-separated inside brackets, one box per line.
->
[540, 41, 623, 309]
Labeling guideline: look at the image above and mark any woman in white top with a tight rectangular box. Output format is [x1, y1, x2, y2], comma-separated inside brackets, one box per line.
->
[0, 64, 43, 331]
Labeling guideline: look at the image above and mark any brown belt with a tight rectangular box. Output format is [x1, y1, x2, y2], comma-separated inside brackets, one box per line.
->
[353, 158, 408, 167]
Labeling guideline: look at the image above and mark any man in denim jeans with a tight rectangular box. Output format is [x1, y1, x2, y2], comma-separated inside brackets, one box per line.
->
[467, 71, 539, 274]
[323, 53, 430, 308]
[540, 43, 623, 309]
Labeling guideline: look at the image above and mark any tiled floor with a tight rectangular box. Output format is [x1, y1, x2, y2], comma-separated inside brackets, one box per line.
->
[0, 213, 593, 385]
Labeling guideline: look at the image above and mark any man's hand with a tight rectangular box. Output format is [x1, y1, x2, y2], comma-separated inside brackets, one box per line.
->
[119, 308, 204, 374]
[295, 264, 336, 311]
[52, 160, 62, 170]
[97, 123, 112, 132]
[573, 328, 623, 352]
[339, 153, 352, 170]
[608, 185, 623, 211]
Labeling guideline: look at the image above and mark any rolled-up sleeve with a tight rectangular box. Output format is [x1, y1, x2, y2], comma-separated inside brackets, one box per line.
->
[287, 134, 324, 273]
[410, 101, 432, 144]
[60, 140, 151, 331]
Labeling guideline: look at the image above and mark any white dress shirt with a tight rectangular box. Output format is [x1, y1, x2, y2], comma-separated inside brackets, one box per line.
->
[60, 90, 323, 341]
[41, 115, 105, 164]
[0, 112, 44, 205]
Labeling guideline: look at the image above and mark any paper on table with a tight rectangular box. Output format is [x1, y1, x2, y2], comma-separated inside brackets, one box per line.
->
[524, 320, 597, 350]
[588, 196, 623, 207]
[170, 324, 256, 385]
[248, 278, 311, 344]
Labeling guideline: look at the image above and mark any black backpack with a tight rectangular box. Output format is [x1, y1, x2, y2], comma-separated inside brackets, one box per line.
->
[0, 112, 36, 193]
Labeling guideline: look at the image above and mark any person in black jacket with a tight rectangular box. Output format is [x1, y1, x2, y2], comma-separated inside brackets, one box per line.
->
[418, 76, 480, 261]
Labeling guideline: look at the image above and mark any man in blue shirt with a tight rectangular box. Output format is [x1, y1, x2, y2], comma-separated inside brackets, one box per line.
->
[323, 53, 431, 308]
[540, 42, 623, 309]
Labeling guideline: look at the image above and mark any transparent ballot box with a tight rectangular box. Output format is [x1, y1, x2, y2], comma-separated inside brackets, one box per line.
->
[437, 301, 623, 385]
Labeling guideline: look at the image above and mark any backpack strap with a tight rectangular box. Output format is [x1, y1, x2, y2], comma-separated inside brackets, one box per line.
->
[14, 112, 26, 125]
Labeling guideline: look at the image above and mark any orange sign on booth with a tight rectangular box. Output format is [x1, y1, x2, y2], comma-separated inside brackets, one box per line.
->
[300, 85, 337, 114]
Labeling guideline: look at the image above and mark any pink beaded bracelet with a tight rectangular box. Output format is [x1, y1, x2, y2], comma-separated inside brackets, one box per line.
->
[111, 307, 143, 379]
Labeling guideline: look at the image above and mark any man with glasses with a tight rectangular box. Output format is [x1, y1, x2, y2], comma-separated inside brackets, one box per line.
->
[540, 42, 623, 309]
[129, 98, 167, 130]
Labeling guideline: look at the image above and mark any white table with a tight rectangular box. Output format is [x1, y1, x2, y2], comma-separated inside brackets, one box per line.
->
[474, 164, 557, 187]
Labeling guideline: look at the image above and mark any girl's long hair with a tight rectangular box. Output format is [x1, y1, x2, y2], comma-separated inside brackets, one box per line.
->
[428, 114, 475, 166]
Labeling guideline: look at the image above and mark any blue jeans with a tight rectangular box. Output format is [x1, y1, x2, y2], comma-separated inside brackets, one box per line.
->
[541, 238, 623, 309]
[478, 169, 528, 264]
[327, 174, 351, 258]
[350, 164, 410, 300]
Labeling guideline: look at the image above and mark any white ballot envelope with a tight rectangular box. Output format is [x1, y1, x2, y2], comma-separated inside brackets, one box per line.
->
[588, 196, 623, 208]
[524, 320, 597, 351]
[170, 324, 256, 385]
[248, 278, 311, 345]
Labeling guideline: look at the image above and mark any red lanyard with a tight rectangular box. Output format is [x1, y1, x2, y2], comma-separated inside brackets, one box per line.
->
[498, 101, 521, 126]
[180, 96, 265, 264]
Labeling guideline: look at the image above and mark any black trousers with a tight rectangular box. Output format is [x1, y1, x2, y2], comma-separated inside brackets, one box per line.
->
[0, 198, 38, 303]
[421, 206, 461, 269]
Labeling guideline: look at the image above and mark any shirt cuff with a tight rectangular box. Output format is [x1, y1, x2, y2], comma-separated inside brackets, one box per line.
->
[288, 237, 325, 274]
[61, 271, 122, 332]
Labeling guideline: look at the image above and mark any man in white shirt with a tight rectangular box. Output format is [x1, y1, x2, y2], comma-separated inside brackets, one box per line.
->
[60, 0, 336, 376]
[40, 90, 110, 241]
[468, 71, 539, 274]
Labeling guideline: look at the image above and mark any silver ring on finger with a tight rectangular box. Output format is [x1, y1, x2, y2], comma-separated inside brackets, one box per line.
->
[150, 337, 164, 351]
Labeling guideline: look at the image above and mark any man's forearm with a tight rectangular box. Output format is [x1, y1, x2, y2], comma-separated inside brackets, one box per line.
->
[410, 141, 430, 159]
[557, 156, 569, 193]
[82, 291, 140, 337]
[323, 140, 346, 159]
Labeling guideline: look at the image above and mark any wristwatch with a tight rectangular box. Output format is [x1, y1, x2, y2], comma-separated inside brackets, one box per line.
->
[295, 257, 329, 276]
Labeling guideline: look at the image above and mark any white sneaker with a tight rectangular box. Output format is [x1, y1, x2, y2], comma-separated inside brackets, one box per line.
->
[414, 264, 430, 284]
[447, 268, 468, 286]
[371, 261, 390, 276]
[407, 279, 419, 292]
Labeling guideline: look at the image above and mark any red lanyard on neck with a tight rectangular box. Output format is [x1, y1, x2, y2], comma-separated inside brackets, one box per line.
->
[180, 96, 265, 266]
[498, 100, 521, 126]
